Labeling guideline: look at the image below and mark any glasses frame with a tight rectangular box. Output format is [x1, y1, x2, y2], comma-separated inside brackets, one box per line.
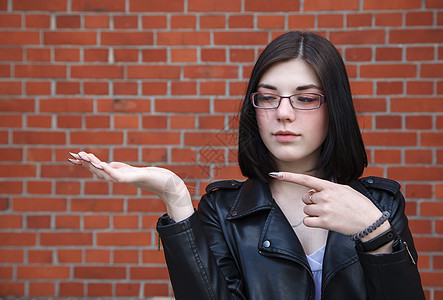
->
[251, 92, 326, 111]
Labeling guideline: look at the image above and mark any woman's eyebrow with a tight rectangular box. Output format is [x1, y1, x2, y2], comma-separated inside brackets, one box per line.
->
[296, 84, 323, 91]
[257, 83, 323, 91]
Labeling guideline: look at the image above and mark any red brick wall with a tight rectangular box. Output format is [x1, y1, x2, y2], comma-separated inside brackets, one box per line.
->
[0, 0, 442, 298]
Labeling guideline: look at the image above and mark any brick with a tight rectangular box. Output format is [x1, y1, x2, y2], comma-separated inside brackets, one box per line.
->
[97, 232, 151, 246]
[15, 64, 66, 78]
[374, 149, 401, 164]
[14, 0, 67, 10]
[131, 266, 169, 280]
[170, 82, 197, 97]
[157, 31, 209, 46]
[184, 65, 237, 79]
[56, 15, 81, 28]
[406, 47, 434, 61]
[318, 14, 344, 28]
[363, 0, 421, 9]
[27, 180, 52, 193]
[115, 49, 139, 62]
[116, 283, 141, 296]
[54, 48, 80, 61]
[391, 98, 443, 112]
[376, 81, 403, 95]
[0, 214, 22, 228]
[84, 14, 110, 28]
[170, 48, 197, 62]
[245, 0, 299, 11]
[86, 249, 110, 263]
[114, 115, 140, 129]
[330, 30, 385, 45]
[142, 15, 167, 29]
[84, 48, 108, 61]
[84, 215, 109, 229]
[0, 81, 21, 95]
[40, 99, 88, 114]
[406, 12, 434, 26]
[101, 32, 153, 45]
[388, 167, 443, 181]
[189, 0, 240, 11]
[375, 13, 403, 26]
[26, 81, 51, 95]
[128, 132, 180, 145]
[229, 14, 254, 28]
[142, 148, 168, 162]
[88, 283, 112, 297]
[44, 31, 96, 45]
[406, 81, 434, 95]
[0, 283, 24, 297]
[71, 198, 123, 211]
[28, 249, 52, 263]
[0, 148, 22, 161]
[17, 266, 69, 279]
[0, 164, 36, 177]
[406, 116, 432, 130]
[258, 15, 285, 29]
[71, 65, 123, 78]
[112, 182, 138, 195]
[14, 197, 66, 211]
[114, 249, 139, 263]
[144, 283, 169, 297]
[405, 184, 432, 198]
[347, 13, 372, 27]
[375, 47, 402, 61]
[142, 115, 167, 129]
[421, 133, 443, 147]
[0, 14, 21, 27]
[130, 0, 184, 12]
[84, 82, 109, 94]
[29, 282, 54, 296]
[114, 81, 138, 95]
[171, 115, 195, 129]
[114, 15, 138, 28]
[214, 31, 268, 45]
[350, 81, 373, 95]
[72, 0, 125, 11]
[27, 48, 51, 61]
[40, 232, 92, 246]
[390, 29, 443, 44]
[25, 14, 51, 28]
[421, 64, 443, 78]
[84, 181, 109, 195]
[171, 15, 196, 28]
[155, 99, 210, 113]
[200, 15, 226, 29]
[362, 132, 416, 146]
[0, 47, 22, 61]
[405, 149, 433, 164]
[360, 64, 416, 78]
[26, 147, 52, 162]
[0, 233, 36, 246]
[56, 81, 80, 94]
[288, 15, 315, 29]
[201, 48, 226, 62]
[128, 65, 180, 79]
[0, 31, 39, 45]
[113, 215, 139, 229]
[0, 249, 23, 263]
[57, 115, 82, 128]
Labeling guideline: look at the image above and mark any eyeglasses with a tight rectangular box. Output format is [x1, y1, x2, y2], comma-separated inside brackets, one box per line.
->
[251, 92, 325, 110]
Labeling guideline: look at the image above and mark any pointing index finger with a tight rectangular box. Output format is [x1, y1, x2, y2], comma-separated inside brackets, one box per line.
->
[269, 172, 331, 191]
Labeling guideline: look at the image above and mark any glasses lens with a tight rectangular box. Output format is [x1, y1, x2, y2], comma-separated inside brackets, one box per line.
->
[291, 93, 321, 109]
[253, 93, 280, 108]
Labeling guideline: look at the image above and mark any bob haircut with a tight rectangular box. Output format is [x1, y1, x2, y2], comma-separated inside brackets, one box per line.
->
[238, 31, 367, 184]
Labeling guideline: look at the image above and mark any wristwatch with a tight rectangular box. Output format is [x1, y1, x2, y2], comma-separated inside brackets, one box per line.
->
[355, 227, 398, 252]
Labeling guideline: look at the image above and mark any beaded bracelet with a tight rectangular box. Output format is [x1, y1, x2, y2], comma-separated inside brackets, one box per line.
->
[350, 211, 390, 241]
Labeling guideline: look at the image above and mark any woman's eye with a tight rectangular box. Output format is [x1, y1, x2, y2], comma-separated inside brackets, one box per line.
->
[297, 96, 316, 102]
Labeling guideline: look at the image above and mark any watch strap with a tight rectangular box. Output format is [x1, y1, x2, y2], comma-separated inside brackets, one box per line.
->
[355, 227, 398, 252]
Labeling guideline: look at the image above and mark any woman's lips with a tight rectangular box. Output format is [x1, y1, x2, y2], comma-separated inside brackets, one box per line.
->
[273, 131, 300, 142]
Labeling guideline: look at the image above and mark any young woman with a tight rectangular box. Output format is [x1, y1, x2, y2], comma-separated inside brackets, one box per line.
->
[69, 31, 425, 299]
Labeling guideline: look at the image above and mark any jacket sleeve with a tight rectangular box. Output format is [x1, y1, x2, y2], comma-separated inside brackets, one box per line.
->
[156, 192, 246, 300]
[355, 178, 425, 300]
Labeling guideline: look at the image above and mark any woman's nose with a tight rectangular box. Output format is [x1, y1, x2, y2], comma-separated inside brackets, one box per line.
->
[275, 97, 296, 121]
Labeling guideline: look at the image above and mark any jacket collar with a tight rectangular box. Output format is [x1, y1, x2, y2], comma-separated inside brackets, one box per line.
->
[226, 179, 359, 284]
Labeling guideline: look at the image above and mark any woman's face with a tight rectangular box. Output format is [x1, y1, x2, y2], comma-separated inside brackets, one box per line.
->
[255, 59, 329, 173]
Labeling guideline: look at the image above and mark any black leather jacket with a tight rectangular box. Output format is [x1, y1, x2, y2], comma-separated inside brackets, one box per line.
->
[157, 177, 425, 299]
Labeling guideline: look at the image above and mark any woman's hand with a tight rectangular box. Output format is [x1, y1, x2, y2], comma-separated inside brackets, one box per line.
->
[68, 151, 194, 222]
[270, 172, 392, 253]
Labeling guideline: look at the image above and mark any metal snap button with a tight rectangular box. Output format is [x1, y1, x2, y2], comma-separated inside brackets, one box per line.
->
[231, 211, 238, 216]
[366, 178, 374, 184]
[263, 240, 271, 248]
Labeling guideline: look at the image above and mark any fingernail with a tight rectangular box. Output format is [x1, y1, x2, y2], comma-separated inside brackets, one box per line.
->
[68, 158, 82, 166]
[77, 153, 89, 162]
[90, 161, 103, 170]
[268, 172, 283, 179]
[69, 152, 80, 159]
